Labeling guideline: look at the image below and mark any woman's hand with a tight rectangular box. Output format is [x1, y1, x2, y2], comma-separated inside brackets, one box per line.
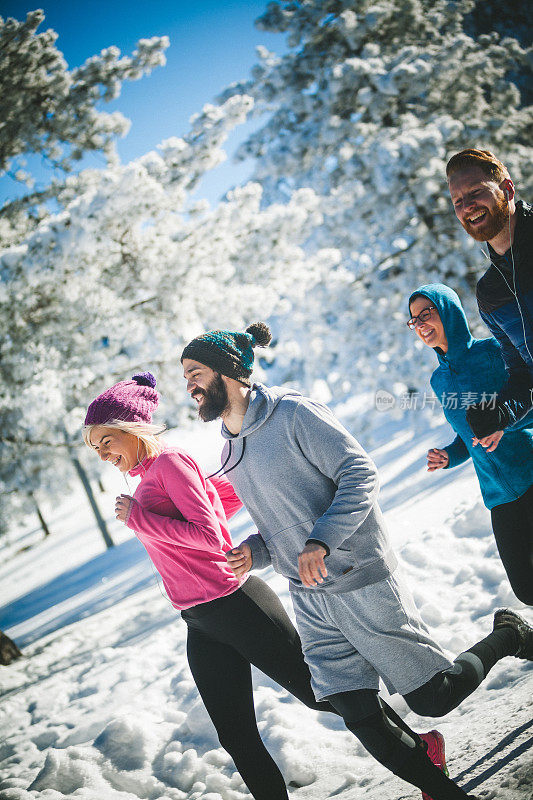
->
[472, 430, 504, 452]
[226, 543, 252, 577]
[115, 494, 133, 523]
[427, 448, 449, 471]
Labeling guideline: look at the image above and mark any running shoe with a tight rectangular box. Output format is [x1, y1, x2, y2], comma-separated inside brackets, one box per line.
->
[493, 608, 533, 660]
[419, 729, 449, 800]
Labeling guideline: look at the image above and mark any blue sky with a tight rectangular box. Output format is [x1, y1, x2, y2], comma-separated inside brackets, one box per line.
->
[1, 0, 287, 204]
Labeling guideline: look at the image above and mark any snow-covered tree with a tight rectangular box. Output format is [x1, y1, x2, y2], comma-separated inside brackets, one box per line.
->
[218, 0, 533, 425]
[0, 89, 325, 536]
[0, 9, 168, 538]
[0, 9, 169, 246]
[4, 0, 531, 537]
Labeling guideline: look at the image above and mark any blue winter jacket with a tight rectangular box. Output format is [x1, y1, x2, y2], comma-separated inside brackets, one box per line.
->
[409, 283, 533, 509]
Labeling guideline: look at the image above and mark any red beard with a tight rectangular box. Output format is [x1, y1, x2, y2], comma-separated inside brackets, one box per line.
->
[461, 194, 509, 242]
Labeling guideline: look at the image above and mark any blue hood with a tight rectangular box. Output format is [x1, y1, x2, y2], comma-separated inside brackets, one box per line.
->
[408, 283, 474, 367]
[408, 283, 533, 510]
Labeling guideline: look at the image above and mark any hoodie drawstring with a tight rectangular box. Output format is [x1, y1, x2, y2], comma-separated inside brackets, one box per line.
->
[206, 439, 246, 480]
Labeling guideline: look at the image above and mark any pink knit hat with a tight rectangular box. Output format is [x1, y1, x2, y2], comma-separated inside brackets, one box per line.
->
[84, 372, 159, 426]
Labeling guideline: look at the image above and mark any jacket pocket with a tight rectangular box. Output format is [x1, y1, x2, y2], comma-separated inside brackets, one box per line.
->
[266, 520, 315, 581]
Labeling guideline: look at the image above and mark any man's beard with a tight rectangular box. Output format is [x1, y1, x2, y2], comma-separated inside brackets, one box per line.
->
[461, 194, 509, 242]
[195, 373, 230, 422]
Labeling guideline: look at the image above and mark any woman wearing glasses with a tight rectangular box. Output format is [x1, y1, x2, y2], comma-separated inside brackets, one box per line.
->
[407, 283, 533, 605]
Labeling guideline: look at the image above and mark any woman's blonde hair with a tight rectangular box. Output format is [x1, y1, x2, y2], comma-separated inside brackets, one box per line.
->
[83, 420, 166, 460]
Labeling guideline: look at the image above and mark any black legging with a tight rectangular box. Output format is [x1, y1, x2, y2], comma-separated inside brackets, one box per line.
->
[182, 576, 519, 800]
[182, 576, 332, 800]
[491, 482, 533, 605]
[325, 623, 520, 800]
[182, 575, 437, 800]
[404, 625, 518, 717]
[328, 690, 472, 800]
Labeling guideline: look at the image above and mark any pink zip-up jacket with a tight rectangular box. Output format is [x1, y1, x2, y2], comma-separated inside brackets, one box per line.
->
[125, 446, 246, 610]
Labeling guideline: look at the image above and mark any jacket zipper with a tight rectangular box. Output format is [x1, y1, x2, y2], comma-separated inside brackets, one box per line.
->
[441, 355, 517, 498]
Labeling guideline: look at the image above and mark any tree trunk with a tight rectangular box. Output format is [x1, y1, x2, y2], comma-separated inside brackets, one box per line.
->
[0, 630, 22, 665]
[31, 493, 51, 537]
[70, 455, 114, 549]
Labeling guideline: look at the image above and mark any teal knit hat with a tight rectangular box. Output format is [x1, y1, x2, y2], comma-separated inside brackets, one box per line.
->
[181, 322, 272, 382]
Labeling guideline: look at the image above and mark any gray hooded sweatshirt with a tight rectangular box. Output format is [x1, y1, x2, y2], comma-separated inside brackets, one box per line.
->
[221, 383, 397, 594]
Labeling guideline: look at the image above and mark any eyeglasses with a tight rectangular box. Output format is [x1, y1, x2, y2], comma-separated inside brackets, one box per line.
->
[407, 306, 436, 329]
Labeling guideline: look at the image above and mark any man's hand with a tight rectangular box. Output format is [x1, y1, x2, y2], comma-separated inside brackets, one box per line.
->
[226, 543, 252, 577]
[115, 494, 133, 523]
[472, 430, 504, 452]
[466, 402, 509, 440]
[298, 543, 328, 588]
[427, 448, 449, 471]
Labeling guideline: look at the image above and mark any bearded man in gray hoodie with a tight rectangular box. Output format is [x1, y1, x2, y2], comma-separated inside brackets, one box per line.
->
[181, 321, 532, 800]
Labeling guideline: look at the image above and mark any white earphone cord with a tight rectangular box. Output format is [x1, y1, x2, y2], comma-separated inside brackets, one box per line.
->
[480, 206, 533, 365]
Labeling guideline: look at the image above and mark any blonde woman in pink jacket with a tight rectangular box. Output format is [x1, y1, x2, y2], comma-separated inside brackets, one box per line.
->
[83, 371, 336, 800]
[85, 372, 445, 800]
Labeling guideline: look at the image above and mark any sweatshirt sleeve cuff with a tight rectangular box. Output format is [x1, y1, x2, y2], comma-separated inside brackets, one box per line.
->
[125, 498, 137, 528]
[244, 533, 272, 570]
[305, 538, 330, 557]
[445, 439, 470, 468]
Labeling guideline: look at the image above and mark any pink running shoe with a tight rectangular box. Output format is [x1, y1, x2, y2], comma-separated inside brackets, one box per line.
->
[419, 730, 449, 800]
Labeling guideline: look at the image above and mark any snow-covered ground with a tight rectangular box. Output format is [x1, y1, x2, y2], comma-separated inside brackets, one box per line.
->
[1, 419, 532, 800]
